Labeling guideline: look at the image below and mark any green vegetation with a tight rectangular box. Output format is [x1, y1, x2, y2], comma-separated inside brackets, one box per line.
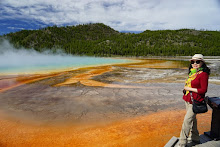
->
[1, 23, 220, 56]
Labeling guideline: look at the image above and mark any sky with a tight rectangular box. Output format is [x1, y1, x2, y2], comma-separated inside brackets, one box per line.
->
[1, 0, 220, 35]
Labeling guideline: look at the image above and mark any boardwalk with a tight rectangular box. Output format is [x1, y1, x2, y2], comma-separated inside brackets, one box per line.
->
[165, 135, 220, 147]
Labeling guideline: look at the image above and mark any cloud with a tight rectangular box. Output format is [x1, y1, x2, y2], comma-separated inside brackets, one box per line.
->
[7, 27, 25, 30]
[1, 0, 220, 31]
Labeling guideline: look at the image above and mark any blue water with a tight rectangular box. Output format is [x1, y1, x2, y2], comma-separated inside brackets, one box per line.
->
[0, 50, 131, 75]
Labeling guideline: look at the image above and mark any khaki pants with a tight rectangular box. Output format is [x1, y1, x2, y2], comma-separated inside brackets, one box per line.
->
[179, 101, 200, 144]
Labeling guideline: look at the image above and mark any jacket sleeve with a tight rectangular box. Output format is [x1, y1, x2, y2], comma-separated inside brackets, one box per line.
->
[197, 72, 209, 94]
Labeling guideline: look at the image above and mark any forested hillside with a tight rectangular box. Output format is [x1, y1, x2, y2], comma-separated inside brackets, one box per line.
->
[1, 23, 220, 56]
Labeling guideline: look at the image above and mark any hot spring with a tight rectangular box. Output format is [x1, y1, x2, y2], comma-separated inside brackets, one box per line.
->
[0, 40, 131, 75]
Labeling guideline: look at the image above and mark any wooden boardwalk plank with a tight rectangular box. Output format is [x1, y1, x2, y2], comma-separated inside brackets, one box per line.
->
[164, 136, 178, 147]
[166, 135, 220, 147]
[196, 140, 220, 147]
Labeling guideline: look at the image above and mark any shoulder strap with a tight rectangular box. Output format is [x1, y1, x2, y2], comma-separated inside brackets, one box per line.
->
[190, 92, 194, 103]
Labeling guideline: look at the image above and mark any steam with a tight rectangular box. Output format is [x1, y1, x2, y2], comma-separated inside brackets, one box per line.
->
[0, 40, 66, 67]
[0, 40, 127, 74]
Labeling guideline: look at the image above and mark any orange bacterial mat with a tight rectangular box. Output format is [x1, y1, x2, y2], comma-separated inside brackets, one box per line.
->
[0, 110, 211, 147]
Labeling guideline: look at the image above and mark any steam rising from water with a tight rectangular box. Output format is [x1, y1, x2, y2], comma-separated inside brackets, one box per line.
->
[0, 40, 128, 74]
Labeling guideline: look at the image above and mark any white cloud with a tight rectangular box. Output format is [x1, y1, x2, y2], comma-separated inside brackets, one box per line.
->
[7, 27, 25, 30]
[1, 0, 220, 31]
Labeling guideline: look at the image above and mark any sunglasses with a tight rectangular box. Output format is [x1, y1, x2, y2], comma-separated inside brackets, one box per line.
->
[191, 60, 202, 64]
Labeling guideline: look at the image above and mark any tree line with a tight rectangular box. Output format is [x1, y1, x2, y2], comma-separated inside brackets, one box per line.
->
[1, 23, 220, 56]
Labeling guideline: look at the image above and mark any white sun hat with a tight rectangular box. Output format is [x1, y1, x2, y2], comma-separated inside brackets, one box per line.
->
[190, 54, 204, 61]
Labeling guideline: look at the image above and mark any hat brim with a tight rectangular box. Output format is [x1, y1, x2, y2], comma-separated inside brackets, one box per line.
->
[189, 58, 205, 62]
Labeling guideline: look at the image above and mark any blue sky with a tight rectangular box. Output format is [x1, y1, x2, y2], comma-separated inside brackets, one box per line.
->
[1, 0, 220, 35]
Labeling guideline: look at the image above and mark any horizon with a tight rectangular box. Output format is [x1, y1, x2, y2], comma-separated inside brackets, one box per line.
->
[1, 22, 219, 36]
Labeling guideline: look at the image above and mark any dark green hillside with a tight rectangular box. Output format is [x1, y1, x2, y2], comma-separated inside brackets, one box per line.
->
[1, 23, 220, 56]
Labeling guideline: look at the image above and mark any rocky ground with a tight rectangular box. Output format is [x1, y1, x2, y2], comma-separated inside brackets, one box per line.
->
[0, 59, 219, 124]
[0, 58, 219, 146]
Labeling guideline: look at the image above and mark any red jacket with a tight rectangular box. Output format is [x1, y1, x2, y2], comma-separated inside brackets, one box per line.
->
[183, 72, 209, 104]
